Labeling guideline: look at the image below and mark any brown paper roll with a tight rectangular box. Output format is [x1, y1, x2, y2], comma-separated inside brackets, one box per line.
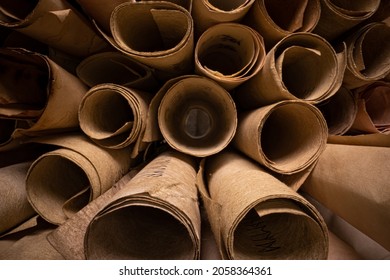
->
[233, 100, 327, 174]
[194, 22, 265, 90]
[0, 0, 109, 57]
[85, 150, 201, 260]
[343, 22, 390, 89]
[79, 84, 152, 156]
[197, 151, 328, 259]
[25, 133, 134, 225]
[245, 0, 321, 50]
[236, 32, 346, 109]
[158, 76, 237, 157]
[313, 0, 381, 42]
[302, 143, 390, 251]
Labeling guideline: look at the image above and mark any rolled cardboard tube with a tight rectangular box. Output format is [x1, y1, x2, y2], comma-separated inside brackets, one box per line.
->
[197, 150, 328, 259]
[233, 100, 327, 174]
[158, 76, 237, 157]
[85, 150, 201, 260]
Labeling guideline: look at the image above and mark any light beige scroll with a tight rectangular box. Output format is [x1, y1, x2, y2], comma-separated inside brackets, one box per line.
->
[194, 23, 265, 90]
[192, 0, 255, 37]
[197, 151, 328, 259]
[0, 0, 109, 57]
[76, 52, 159, 92]
[349, 81, 390, 134]
[158, 76, 237, 157]
[236, 33, 346, 110]
[25, 133, 134, 225]
[78, 84, 152, 156]
[233, 100, 327, 175]
[302, 143, 390, 251]
[343, 22, 390, 89]
[313, 0, 381, 42]
[85, 150, 201, 260]
[245, 0, 321, 50]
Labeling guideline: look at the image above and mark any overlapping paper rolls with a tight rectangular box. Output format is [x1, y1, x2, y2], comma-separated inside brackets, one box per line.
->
[85, 150, 201, 260]
[194, 23, 265, 90]
[302, 143, 390, 251]
[236, 32, 346, 109]
[78, 84, 152, 156]
[245, 0, 321, 50]
[0, 0, 108, 57]
[158, 76, 237, 157]
[233, 100, 327, 175]
[25, 134, 133, 225]
[197, 151, 328, 259]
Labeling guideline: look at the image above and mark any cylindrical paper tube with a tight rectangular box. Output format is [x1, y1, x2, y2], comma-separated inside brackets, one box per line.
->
[26, 134, 133, 225]
[236, 33, 346, 109]
[79, 84, 152, 155]
[317, 87, 357, 135]
[233, 101, 327, 174]
[302, 143, 390, 251]
[0, 0, 109, 57]
[85, 150, 201, 260]
[343, 22, 390, 89]
[194, 23, 265, 90]
[245, 0, 321, 50]
[313, 0, 381, 42]
[191, 0, 255, 37]
[197, 151, 328, 259]
[158, 76, 237, 157]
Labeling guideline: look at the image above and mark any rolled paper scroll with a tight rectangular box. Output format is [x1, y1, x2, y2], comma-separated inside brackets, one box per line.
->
[25, 133, 133, 225]
[313, 0, 381, 42]
[158, 76, 237, 157]
[197, 151, 328, 259]
[236, 33, 346, 110]
[343, 22, 390, 89]
[194, 23, 265, 90]
[244, 0, 321, 50]
[0, 0, 109, 57]
[76, 52, 159, 92]
[302, 143, 390, 251]
[192, 0, 255, 37]
[79, 84, 152, 156]
[85, 150, 201, 260]
[233, 100, 327, 175]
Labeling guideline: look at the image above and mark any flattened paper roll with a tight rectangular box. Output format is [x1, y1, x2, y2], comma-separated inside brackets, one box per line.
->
[302, 143, 390, 251]
[0, 0, 108, 57]
[233, 101, 327, 174]
[343, 22, 390, 89]
[158, 76, 237, 157]
[26, 134, 133, 225]
[245, 0, 321, 50]
[79, 84, 152, 156]
[85, 150, 201, 260]
[313, 0, 381, 42]
[236, 33, 346, 109]
[195, 23, 265, 90]
[197, 151, 328, 259]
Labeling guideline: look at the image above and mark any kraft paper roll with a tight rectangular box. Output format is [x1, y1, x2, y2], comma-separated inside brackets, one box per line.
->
[194, 23, 265, 90]
[0, 0, 109, 57]
[85, 150, 201, 260]
[197, 151, 328, 259]
[158, 76, 237, 157]
[25, 133, 134, 225]
[233, 100, 327, 174]
[245, 0, 321, 50]
[313, 0, 381, 42]
[343, 22, 390, 89]
[79, 84, 152, 156]
[302, 143, 390, 251]
[236, 32, 346, 109]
